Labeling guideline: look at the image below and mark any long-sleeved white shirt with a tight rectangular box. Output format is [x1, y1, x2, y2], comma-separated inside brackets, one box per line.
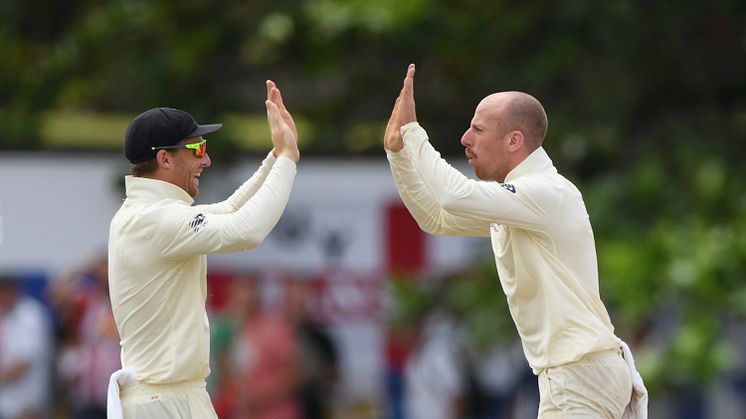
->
[108, 152, 296, 384]
[0, 296, 51, 418]
[387, 122, 620, 373]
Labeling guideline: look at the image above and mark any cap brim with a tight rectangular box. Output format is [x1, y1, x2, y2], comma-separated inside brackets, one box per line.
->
[188, 123, 223, 138]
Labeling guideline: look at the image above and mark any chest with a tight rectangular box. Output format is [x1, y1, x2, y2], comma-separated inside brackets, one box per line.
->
[489, 223, 555, 277]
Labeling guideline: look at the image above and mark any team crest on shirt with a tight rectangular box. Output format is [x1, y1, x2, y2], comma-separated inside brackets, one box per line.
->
[501, 183, 516, 193]
[189, 214, 208, 233]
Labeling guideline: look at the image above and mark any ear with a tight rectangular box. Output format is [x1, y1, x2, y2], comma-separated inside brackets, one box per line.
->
[155, 149, 174, 169]
[506, 130, 524, 152]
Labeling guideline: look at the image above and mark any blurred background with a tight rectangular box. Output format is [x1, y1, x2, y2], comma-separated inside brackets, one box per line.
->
[1, 0, 746, 418]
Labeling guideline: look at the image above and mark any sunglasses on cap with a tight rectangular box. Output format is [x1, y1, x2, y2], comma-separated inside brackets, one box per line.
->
[151, 139, 207, 158]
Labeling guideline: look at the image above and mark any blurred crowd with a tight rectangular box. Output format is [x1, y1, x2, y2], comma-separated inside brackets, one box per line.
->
[2, 254, 746, 419]
[0, 253, 538, 419]
[2, 254, 343, 419]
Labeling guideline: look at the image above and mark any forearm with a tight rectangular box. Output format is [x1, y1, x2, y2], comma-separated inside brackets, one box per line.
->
[400, 122, 476, 211]
[197, 151, 278, 214]
[387, 149, 451, 235]
[156, 157, 297, 257]
[221, 156, 297, 249]
[388, 123, 490, 237]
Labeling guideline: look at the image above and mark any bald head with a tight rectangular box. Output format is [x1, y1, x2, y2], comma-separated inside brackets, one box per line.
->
[480, 92, 548, 150]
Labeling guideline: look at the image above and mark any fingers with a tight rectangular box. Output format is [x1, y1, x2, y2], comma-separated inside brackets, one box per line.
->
[266, 100, 289, 139]
[266, 81, 298, 135]
[384, 94, 405, 152]
[265, 99, 277, 118]
[266, 99, 289, 149]
[266, 97, 300, 162]
[274, 88, 296, 131]
[266, 80, 275, 101]
[273, 84, 286, 110]
[267, 80, 281, 107]
[401, 63, 415, 98]
[265, 100, 281, 136]
[395, 63, 417, 126]
[266, 80, 286, 113]
[407, 63, 416, 79]
[266, 80, 285, 115]
[266, 99, 284, 158]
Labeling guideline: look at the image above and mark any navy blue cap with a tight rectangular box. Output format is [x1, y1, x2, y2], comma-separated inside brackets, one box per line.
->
[124, 107, 222, 164]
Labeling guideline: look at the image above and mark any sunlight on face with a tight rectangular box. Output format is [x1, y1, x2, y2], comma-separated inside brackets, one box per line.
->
[461, 96, 513, 182]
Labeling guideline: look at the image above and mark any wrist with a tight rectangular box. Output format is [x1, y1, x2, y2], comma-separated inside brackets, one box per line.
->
[384, 143, 403, 153]
[278, 149, 300, 162]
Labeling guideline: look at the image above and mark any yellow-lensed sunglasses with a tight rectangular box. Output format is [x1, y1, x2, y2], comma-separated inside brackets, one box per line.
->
[151, 139, 207, 157]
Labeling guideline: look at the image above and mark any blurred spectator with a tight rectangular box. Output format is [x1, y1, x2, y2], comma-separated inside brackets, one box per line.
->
[385, 322, 416, 419]
[49, 256, 120, 419]
[464, 341, 532, 419]
[403, 310, 465, 419]
[0, 274, 53, 419]
[211, 274, 302, 419]
[283, 278, 339, 419]
[210, 274, 251, 415]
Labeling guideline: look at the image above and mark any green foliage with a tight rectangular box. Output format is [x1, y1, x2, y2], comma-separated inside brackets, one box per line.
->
[590, 144, 746, 391]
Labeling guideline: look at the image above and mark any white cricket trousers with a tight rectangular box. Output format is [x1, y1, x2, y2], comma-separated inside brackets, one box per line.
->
[537, 348, 632, 418]
[120, 378, 218, 419]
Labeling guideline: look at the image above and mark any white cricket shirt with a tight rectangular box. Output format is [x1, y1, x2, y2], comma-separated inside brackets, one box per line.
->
[387, 122, 620, 373]
[108, 152, 296, 384]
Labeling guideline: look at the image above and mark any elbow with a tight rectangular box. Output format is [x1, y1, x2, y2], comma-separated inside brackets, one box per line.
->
[416, 197, 457, 235]
[242, 232, 266, 250]
[417, 214, 447, 236]
[225, 203, 238, 213]
[438, 193, 462, 213]
[227, 228, 268, 251]
[401, 203, 451, 236]
[419, 224, 442, 236]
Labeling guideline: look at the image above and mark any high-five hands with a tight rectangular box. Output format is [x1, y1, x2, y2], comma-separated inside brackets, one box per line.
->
[384, 64, 417, 152]
[266, 80, 300, 162]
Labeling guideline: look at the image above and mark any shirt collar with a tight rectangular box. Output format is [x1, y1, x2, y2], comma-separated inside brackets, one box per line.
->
[505, 146, 556, 182]
[124, 175, 194, 205]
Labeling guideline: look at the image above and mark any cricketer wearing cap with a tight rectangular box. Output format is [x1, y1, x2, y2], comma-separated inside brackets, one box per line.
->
[384, 65, 647, 418]
[107, 81, 299, 418]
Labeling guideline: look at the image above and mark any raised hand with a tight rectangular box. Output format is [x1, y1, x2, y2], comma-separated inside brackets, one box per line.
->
[397, 64, 417, 127]
[266, 80, 300, 162]
[384, 64, 417, 152]
[384, 96, 403, 152]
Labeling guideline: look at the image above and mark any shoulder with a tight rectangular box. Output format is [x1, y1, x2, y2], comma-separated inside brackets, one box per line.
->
[137, 198, 201, 225]
[508, 171, 565, 196]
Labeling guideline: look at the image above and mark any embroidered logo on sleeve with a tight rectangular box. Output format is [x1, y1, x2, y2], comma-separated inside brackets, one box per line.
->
[189, 214, 208, 233]
[501, 183, 516, 193]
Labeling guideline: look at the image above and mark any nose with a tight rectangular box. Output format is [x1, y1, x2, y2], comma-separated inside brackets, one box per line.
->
[461, 130, 472, 147]
[202, 153, 211, 168]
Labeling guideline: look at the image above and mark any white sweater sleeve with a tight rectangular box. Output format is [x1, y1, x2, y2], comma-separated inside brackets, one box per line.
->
[388, 122, 554, 236]
[387, 123, 490, 237]
[195, 151, 278, 214]
[154, 156, 297, 258]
